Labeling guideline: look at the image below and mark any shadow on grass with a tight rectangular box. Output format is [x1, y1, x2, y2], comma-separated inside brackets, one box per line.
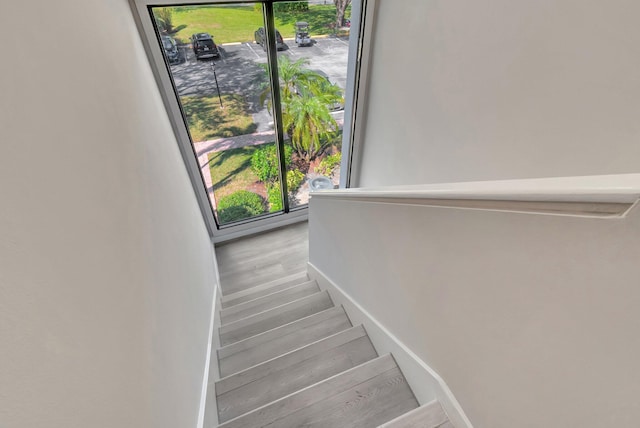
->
[167, 24, 187, 35]
[276, 7, 337, 35]
[182, 94, 258, 141]
[206, 144, 266, 193]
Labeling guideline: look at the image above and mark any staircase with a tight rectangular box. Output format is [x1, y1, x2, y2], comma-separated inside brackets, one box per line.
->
[213, 224, 454, 428]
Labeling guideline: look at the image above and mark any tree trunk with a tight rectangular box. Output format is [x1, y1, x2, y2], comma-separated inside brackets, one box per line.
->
[334, 0, 350, 29]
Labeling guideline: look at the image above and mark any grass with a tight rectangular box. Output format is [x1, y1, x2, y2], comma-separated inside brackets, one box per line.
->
[207, 143, 270, 201]
[162, 4, 349, 45]
[207, 133, 342, 201]
[181, 94, 257, 143]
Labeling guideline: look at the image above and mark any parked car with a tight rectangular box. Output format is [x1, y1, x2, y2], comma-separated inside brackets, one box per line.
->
[191, 33, 219, 59]
[254, 27, 285, 51]
[161, 35, 182, 64]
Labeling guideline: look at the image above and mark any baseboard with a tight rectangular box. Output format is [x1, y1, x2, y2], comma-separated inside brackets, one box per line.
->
[201, 279, 221, 428]
[308, 262, 473, 428]
[212, 211, 308, 244]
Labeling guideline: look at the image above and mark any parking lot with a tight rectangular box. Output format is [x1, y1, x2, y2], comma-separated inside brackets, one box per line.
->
[169, 36, 349, 132]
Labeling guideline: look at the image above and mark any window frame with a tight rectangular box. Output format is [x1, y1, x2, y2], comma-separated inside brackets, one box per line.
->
[129, 0, 374, 242]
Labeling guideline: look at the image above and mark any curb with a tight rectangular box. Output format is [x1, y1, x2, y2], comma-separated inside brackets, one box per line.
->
[218, 33, 348, 47]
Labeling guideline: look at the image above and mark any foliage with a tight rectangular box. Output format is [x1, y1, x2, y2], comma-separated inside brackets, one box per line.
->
[287, 169, 306, 192]
[314, 152, 342, 176]
[265, 169, 304, 213]
[275, 1, 309, 12]
[282, 92, 337, 161]
[333, 0, 351, 29]
[260, 56, 341, 161]
[182, 94, 257, 142]
[208, 145, 261, 203]
[153, 8, 175, 34]
[267, 183, 283, 212]
[259, 56, 327, 107]
[217, 190, 265, 223]
[168, 4, 343, 44]
[250, 144, 293, 183]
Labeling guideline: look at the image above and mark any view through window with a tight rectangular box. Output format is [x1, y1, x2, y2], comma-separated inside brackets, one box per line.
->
[151, 1, 352, 226]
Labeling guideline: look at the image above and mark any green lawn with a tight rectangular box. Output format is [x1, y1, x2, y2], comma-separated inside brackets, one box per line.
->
[181, 94, 257, 143]
[163, 4, 349, 45]
[207, 133, 341, 197]
[207, 143, 270, 201]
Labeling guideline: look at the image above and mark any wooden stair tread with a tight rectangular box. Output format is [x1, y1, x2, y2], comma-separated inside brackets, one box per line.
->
[215, 224, 307, 269]
[221, 263, 290, 295]
[218, 306, 352, 377]
[216, 325, 377, 423]
[219, 290, 334, 346]
[219, 354, 418, 428]
[221, 271, 309, 308]
[218, 249, 307, 278]
[377, 400, 451, 428]
[213, 224, 430, 428]
[220, 280, 320, 325]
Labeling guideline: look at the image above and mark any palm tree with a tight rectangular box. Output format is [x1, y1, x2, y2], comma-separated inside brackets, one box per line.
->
[282, 92, 338, 162]
[260, 56, 342, 162]
[260, 56, 322, 105]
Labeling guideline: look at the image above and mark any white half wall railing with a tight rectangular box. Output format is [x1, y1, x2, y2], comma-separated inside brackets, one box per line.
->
[311, 173, 640, 217]
[307, 173, 640, 428]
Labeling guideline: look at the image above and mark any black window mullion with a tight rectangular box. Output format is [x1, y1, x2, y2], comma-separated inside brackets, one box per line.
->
[263, 1, 289, 213]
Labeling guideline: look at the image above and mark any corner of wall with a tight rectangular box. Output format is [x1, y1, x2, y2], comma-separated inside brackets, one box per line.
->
[201, 244, 221, 428]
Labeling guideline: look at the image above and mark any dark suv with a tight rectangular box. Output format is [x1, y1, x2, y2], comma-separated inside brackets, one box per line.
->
[191, 33, 219, 59]
[254, 27, 285, 51]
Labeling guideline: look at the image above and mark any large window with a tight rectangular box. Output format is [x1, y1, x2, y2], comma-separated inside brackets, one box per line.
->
[132, 0, 365, 234]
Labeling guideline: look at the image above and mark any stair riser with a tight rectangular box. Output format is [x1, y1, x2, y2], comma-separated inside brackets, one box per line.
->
[221, 264, 289, 295]
[219, 291, 333, 346]
[217, 335, 378, 422]
[218, 355, 400, 428]
[270, 367, 417, 428]
[219, 311, 352, 377]
[378, 400, 451, 428]
[214, 225, 425, 428]
[221, 272, 309, 308]
[218, 306, 347, 360]
[220, 281, 320, 325]
[217, 325, 368, 395]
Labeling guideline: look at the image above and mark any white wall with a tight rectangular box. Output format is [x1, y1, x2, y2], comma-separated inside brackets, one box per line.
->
[309, 196, 640, 427]
[357, 0, 640, 186]
[0, 1, 217, 428]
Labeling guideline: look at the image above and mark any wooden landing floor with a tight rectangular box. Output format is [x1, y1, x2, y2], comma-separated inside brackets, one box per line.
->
[215, 222, 309, 296]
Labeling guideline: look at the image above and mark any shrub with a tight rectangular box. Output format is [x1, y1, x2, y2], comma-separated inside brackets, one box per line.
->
[274, 1, 308, 12]
[314, 152, 342, 176]
[217, 190, 265, 223]
[267, 184, 283, 212]
[251, 144, 292, 183]
[153, 8, 174, 34]
[286, 169, 305, 192]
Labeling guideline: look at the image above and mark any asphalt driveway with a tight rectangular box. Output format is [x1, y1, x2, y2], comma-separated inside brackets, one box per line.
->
[168, 36, 349, 132]
[170, 36, 349, 95]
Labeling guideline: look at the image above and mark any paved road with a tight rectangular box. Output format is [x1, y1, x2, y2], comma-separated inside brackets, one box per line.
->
[169, 36, 349, 132]
[171, 36, 349, 93]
